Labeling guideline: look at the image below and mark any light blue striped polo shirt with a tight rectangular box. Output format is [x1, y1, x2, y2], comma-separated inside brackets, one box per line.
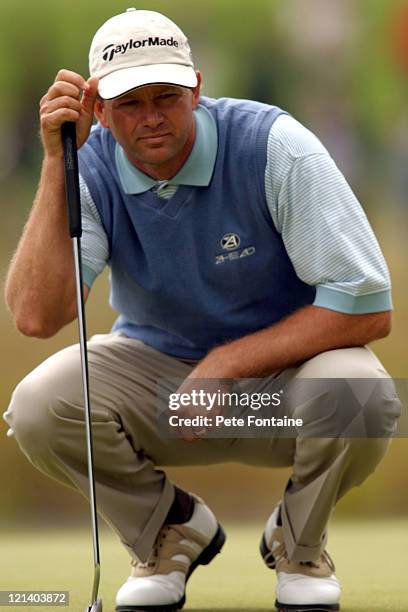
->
[79, 101, 391, 315]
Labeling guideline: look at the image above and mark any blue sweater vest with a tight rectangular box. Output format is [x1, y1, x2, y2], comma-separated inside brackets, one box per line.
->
[79, 97, 315, 358]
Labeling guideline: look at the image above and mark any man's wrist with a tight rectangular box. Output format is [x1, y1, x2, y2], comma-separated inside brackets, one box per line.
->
[193, 345, 241, 380]
[43, 150, 65, 166]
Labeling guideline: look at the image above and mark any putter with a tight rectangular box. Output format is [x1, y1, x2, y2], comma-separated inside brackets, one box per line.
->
[61, 121, 102, 612]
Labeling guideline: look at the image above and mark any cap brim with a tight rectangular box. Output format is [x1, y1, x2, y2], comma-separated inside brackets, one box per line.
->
[98, 63, 197, 99]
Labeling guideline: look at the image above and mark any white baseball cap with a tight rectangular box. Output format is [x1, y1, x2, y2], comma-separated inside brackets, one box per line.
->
[89, 8, 198, 99]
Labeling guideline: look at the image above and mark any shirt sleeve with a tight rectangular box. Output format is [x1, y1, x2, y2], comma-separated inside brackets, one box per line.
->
[79, 174, 109, 288]
[265, 114, 392, 314]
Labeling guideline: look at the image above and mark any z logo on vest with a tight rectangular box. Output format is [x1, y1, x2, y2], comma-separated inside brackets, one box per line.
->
[215, 233, 256, 265]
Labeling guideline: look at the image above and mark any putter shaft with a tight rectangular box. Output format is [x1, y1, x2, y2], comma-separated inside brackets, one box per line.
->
[73, 237, 101, 606]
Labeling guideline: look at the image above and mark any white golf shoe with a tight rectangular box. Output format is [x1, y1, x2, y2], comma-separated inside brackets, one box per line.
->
[260, 506, 341, 612]
[115, 496, 225, 611]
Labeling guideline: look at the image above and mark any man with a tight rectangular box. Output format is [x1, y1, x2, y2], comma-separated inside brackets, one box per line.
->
[3, 8, 401, 612]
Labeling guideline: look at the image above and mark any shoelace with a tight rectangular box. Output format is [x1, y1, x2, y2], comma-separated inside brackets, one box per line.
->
[271, 541, 336, 573]
[298, 549, 336, 572]
[271, 541, 286, 565]
[132, 525, 172, 570]
[315, 549, 336, 573]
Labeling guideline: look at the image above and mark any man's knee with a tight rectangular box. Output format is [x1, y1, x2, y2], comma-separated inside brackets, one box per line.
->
[294, 347, 401, 437]
[296, 346, 390, 379]
[6, 373, 61, 458]
[5, 345, 83, 459]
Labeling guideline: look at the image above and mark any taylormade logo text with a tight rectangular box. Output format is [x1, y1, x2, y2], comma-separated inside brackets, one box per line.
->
[102, 37, 179, 62]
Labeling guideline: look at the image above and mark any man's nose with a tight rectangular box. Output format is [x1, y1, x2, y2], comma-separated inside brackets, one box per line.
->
[141, 103, 165, 128]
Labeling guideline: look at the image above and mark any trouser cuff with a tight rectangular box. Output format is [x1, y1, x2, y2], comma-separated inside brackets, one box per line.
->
[281, 501, 328, 563]
[123, 479, 175, 563]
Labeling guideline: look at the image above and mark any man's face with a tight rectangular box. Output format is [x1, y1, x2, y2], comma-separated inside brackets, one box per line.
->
[94, 72, 201, 178]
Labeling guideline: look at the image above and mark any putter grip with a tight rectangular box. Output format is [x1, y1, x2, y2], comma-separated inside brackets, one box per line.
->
[61, 121, 82, 238]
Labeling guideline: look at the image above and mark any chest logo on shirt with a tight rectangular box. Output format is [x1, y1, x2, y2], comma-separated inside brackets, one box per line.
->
[221, 233, 241, 250]
[216, 233, 256, 265]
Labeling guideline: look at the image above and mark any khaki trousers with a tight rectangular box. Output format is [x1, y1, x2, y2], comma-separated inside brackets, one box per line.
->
[4, 333, 400, 563]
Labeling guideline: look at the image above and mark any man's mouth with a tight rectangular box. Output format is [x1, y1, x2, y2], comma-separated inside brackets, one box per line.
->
[139, 133, 171, 142]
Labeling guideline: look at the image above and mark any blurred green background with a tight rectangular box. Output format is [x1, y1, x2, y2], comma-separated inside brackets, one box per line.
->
[0, 0, 407, 532]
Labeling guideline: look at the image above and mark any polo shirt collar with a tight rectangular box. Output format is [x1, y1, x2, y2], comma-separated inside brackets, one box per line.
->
[115, 103, 217, 195]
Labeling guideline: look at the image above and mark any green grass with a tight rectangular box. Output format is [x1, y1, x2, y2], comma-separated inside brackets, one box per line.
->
[0, 520, 406, 611]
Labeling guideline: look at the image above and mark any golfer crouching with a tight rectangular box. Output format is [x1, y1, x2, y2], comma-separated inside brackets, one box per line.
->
[4, 8, 401, 612]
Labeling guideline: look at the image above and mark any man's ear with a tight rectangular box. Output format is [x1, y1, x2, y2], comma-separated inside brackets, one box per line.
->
[191, 70, 202, 109]
[94, 98, 109, 128]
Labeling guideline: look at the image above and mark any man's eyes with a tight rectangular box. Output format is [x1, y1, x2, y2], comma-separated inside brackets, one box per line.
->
[119, 93, 178, 107]
[157, 93, 177, 100]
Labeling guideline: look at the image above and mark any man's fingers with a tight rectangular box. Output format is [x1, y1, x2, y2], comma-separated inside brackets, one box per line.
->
[182, 432, 202, 443]
[54, 69, 89, 91]
[40, 95, 82, 130]
[39, 70, 96, 155]
[179, 420, 207, 442]
[41, 96, 82, 115]
[40, 108, 81, 132]
[87, 75, 100, 91]
[172, 419, 203, 443]
[45, 81, 83, 103]
[81, 76, 100, 115]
